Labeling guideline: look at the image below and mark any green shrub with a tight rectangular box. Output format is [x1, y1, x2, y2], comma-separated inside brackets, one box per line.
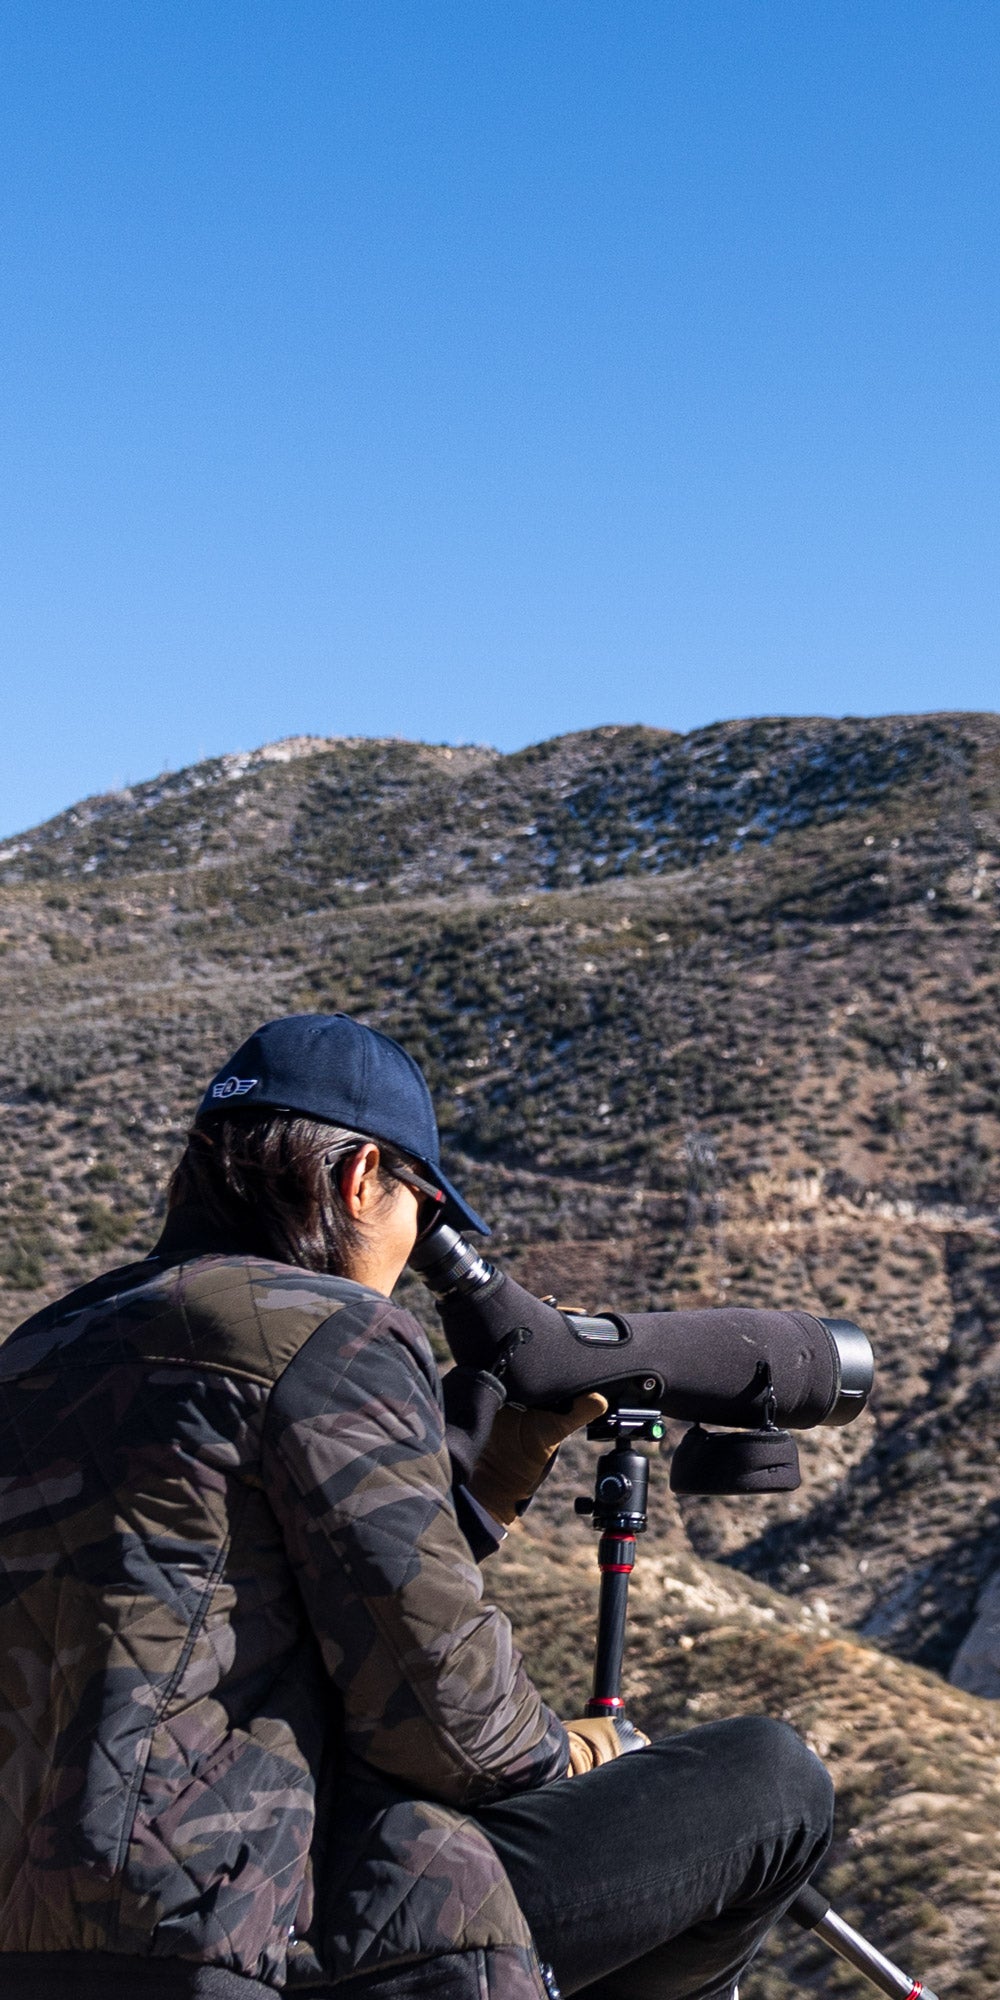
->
[76, 1201, 132, 1252]
[0, 1232, 51, 1289]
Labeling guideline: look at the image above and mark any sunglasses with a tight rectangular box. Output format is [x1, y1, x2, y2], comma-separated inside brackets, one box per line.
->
[384, 1161, 447, 1217]
[326, 1143, 446, 1232]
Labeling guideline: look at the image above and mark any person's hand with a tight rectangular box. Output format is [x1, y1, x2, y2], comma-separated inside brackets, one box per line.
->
[562, 1716, 650, 1774]
[468, 1392, 608, 1527]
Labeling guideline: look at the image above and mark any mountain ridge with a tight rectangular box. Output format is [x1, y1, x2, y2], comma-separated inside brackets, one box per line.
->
[3, 711, 990, 906]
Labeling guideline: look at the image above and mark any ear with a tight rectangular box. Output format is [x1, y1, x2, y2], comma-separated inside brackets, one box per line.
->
[338, 1143, 383, 1219]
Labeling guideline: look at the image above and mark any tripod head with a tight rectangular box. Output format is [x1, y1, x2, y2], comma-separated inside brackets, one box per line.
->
[573, 1407, 659, 1531]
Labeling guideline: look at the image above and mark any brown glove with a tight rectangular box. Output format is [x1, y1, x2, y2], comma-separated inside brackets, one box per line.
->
[468, 1393, 609, 1527]
[563, 1716, 649, 1775]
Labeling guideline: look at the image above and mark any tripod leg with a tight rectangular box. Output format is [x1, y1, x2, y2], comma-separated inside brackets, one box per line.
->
[585, 1531, 634, 1721]
[789, 1884, 939, 2000]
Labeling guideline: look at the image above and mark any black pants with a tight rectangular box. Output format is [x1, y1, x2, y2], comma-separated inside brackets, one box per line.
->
[471, 1716, 834, 2000]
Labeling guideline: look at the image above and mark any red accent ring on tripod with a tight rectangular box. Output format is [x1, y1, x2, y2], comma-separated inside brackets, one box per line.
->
[598, 1534, 636, 1575]
[906, 1984, 922, 1999]
[587, 1696, 625, 1712]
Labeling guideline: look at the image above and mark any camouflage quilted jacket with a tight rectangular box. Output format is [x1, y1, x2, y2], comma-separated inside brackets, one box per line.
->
[0, 1217, 569, 1997]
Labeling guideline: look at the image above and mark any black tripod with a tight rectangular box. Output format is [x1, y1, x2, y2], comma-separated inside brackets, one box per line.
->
[575, 1410, 940, 2000]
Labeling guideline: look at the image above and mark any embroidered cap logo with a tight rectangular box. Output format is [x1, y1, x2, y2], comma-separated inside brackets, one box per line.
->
[211, 1077, 259, 1100]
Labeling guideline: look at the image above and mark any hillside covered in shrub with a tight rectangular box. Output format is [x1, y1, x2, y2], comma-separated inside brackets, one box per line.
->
[1, 709, 998, 1992]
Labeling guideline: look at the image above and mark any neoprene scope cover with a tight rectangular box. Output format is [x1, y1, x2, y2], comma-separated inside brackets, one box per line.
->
[435, 1264, 872, 1431]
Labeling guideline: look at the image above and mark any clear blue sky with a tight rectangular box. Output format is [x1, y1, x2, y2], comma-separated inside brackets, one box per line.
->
[2, 2, 998, 838]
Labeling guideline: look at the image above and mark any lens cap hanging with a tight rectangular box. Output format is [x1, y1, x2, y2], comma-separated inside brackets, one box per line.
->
[668, 1421, 801, 1494]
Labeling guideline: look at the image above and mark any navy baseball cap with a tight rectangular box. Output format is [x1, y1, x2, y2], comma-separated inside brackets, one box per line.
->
[198, 1013, 489, 1235]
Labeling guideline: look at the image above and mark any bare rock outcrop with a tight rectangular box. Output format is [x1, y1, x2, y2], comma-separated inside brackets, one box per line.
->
[949, 1567, 1000, 1697]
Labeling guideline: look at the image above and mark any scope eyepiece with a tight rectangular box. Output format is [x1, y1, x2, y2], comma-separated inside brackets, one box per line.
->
[408, 1220, 495, 1297]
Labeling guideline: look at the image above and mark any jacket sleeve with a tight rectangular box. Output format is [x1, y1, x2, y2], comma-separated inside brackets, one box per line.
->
[261, 1295, 570, 1806]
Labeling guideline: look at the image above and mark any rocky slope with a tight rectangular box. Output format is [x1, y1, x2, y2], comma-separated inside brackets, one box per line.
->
[1, 711, 998, 1988]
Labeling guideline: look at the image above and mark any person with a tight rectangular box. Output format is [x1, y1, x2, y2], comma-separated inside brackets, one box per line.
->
[0, 1013, 834, 2000]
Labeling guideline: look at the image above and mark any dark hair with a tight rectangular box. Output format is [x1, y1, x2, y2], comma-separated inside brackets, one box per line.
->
[165, 1108, 410, 1273]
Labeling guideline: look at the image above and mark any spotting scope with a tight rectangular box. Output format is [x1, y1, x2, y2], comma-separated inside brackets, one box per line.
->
[410, 1222, 873, 1493]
